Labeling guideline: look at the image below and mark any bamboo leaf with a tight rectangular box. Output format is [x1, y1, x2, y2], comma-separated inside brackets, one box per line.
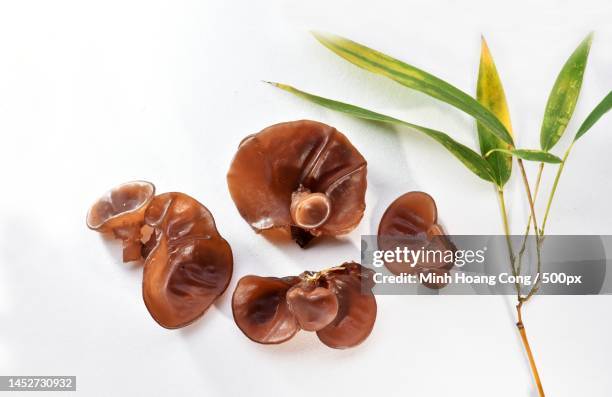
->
[486, 149, 562, 164]
[269, 82, 497, 183]
[312, 31, 514, 146]
[477, 36, 513, 187]
[540, 33, 593, 151]
[574, 90, 612, 141]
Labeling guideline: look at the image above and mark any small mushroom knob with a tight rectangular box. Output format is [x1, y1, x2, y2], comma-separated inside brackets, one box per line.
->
[290, 190, 332, 230]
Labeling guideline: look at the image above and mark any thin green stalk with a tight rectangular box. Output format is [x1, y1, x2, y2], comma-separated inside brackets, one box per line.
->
[541, 143, 574, 235]
[497, 189, 520, 298]
[516, 162, 544, 276]
[517, 159, 541, 238]
[498, 189, 515, 262]
[516, 159, 544, 302]
[525, 145, 573, 299]
[534, 163, 544, 200]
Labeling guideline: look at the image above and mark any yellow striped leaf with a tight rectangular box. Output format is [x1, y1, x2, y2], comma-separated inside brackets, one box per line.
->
[477, 37, 513, 186]
[312, 31, 514, 147]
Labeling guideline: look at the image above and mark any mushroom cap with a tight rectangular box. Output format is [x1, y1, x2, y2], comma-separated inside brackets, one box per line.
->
[377, 192, 454, 278]
[227, 120, 367, 236]
[142, 192, 233, 329]
[144, 191, 218, 243]
[377, 191, 438, 238]
[286, 283, 339, 332]
[316, 268, 377, 349]
[232, 275, 300, 344]
[86, 181, 155, 232]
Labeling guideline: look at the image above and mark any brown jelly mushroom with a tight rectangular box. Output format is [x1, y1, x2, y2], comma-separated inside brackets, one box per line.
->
[232, 276, 301, 344]
[142, 192, 233, 329]
[227, 120, 367, 247]
[286, 282, 339, 332]
[316, 273, 377, 349]
[86, 181, 155, 262]
[232, 262, 376, 348]
[377, 192, 455, 289]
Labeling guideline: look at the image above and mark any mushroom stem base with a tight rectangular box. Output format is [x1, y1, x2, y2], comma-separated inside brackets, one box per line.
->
[122, 239, 143, 262]
[113, 224, 144, 262]
[291, 226, 315, 248]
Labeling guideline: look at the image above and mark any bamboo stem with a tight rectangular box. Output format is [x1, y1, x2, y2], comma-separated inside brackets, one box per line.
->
[516, 302, 545, 397]
[513, 159, 545, 394]
[515, 163, 544, 279]
[516, 160, 544, 298]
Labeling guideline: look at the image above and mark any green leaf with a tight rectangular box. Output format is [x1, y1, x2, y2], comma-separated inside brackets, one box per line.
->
[485, 149, 562, 164]
[574, 90, 612, 141]
[269, 82, 497, 183]
[540, 33, 593, 151]
[312, 31, 514, 146]
[477, 36, 513, 187]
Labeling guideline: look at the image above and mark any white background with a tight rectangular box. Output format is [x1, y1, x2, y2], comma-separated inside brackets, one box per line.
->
[1, 0, 611, 396]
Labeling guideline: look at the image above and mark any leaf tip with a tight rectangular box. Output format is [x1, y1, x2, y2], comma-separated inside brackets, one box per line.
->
[265, 81, 292, 92]
[586, 31, 595, 43]
[480, 34, 488, 48]
[264, 81, 294, 93]
[580, 31, 594, 51]
[479, 35, 494, 62]
[311, 30, 331, 43]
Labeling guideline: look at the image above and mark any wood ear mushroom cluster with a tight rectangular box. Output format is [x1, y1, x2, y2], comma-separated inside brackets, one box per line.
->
[87, 121, 453, 349]
[232, 262, 377, 349]
[87, 181, 233, 328]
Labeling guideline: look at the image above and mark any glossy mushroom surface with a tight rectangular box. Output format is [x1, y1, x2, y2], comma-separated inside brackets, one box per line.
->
[377, 192, 455, 288]
[142, 192, 233, 329]
[316, 273, 377, 348]
[232, 276, 301, 344]
[227, 120, 367, 247]
[286, 283, 339, 332]
[86, 181, 155, 262]
[232, 262, 376, 348]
